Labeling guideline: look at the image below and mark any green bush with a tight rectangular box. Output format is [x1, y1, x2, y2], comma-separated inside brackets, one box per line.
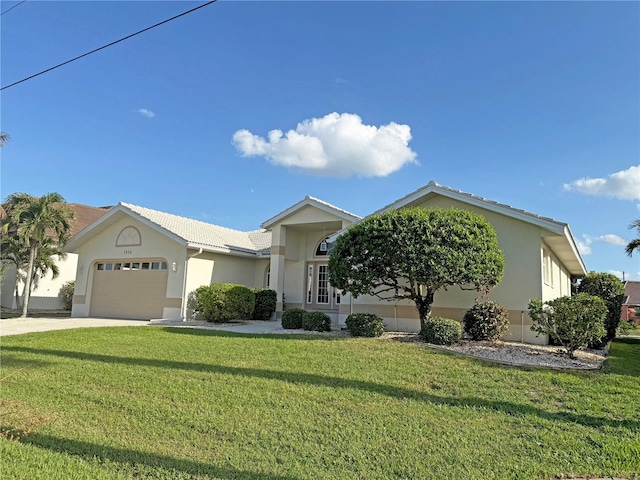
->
[421, 317, 462, 346]
[577, 271, 625, 344]
[281, 308, 305, 329]
[463, 301, 509, 341]
[252, 289, 277, 320]
[58, 280, 75, 311]
[529, 293, 607, 358]
[190, 283, 255, 322]
[345, 313, 385, 337]
[302, 311, 331, 332]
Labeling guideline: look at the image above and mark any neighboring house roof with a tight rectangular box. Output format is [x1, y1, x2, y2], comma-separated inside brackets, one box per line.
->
[331, 180, 587, 277]
[261, 195, 361, 229]
[67, 203, 111, 237]
[1, 200, 110, 241]
[64, 202, 271, 257]
[623, 281, 640, 306]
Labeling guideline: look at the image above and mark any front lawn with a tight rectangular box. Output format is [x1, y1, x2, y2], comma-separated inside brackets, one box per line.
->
[1, 327, 638, 479]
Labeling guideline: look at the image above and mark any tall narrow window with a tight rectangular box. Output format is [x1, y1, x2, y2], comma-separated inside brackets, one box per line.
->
[307, 265, 314, 303]
[317, 265, 329, 304]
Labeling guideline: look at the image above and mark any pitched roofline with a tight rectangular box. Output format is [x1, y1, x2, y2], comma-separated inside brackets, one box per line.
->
[329, 181, 587, 276]
[64, 203, 187, 253]
[261, 195, 361, 229]
[375, 180, 567, 234]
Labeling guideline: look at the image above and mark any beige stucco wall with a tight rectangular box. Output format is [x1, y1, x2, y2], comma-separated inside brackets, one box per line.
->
[541, 242, 572, 302]
[1, 254, 78, 311]
[334, 197, 567, 344]
[71, 215, 186, 319]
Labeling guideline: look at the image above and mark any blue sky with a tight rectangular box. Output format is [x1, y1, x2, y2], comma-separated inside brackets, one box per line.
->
[2, 1, 639, 280]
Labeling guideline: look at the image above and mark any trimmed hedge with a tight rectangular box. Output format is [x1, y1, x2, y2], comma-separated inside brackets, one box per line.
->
[345, 313, 385, 337]
[281, 308, 305, 329]
[252, 289, 277, 320]
[463, 301, 509, 341]
[302, 311, 331, 332]
[190, 283, 255, 322]
[421, 317, 462, 346]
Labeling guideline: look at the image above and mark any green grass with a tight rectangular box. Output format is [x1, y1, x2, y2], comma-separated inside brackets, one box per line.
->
[1, 327, 638, 480]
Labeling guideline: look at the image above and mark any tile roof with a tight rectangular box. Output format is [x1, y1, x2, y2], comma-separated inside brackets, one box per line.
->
[623, 281, 640, 305]
[121, 203, 271, 255]
[376, 180, 563, 226]
[68, 203, 111, 237]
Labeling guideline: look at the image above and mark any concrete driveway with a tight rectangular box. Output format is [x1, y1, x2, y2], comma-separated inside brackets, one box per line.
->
[0, 317, 323, 337]
[0, 317, 149, 336]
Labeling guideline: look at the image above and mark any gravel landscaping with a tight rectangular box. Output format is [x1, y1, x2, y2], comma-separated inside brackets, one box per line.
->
[383, 332, 608, 370]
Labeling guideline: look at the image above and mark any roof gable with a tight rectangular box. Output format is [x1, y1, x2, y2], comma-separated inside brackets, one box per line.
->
[261, 196, 361, 229]
[65, 202, 271, 257]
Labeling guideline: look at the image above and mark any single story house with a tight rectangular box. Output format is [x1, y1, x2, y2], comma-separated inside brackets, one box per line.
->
[1, 203, 110, 310]
[621, 280, 640, 325]
[64, 181, 587, 344]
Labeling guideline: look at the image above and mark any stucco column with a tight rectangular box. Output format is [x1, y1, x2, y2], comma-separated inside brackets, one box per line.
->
[270, 225, 287, 316]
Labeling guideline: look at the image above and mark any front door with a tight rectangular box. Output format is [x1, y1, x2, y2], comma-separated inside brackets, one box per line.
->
[306, 262, 340, 311]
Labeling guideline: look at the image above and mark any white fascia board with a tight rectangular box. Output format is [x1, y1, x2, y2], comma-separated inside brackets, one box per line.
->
[186, 243, 260, 258]
[563, 225, 588, 276]
[377, 183, 566, 235]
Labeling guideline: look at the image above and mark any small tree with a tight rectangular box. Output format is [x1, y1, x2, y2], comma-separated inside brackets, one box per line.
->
[577, 271, 625, 343]
[328, 207, 504, 330]
[1, 193, 73, 317]
[528, 294, 607, 358]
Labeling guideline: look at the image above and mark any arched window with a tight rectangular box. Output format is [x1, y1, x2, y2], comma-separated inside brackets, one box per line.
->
[315, 237, 333, 256]
[116, 226, 141, 247]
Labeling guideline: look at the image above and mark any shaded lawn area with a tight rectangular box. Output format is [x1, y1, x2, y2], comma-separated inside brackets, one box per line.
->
[1, 327, 639, 480]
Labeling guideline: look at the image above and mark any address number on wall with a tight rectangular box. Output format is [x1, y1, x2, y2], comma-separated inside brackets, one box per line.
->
[123, 250, 133, 255]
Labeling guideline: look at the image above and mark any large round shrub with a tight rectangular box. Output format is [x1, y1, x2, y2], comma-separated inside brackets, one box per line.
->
[302, 311, 331, 332]
[421, 317, 462, 346]
[252, 288, 277, 320]
[190, 283, 255, 322]
[345, 313, 385, 337]
[281, 308, 305, 329]
[463, 301, 509, 341]
[578, 271, 625, 344]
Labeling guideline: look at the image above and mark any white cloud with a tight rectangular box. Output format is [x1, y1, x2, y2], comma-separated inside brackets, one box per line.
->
[232, 112, 417, 178]
[137, 108, 155, 119]
[608, 270, 640, 281]
[563, 164, 640, 200]
[576, 236, 592, 255]
[599, 234, 626, 246]
[577, 233, 629, 255]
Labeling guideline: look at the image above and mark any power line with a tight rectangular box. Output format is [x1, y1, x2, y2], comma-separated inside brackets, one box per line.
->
[0, 0, 26, 16]
[1, 0, 218, 91]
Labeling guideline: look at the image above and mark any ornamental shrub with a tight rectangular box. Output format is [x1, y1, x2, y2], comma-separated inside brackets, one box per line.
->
[190, 283, 255, 322]
[345, 313, 385, 337]
[577, 271, 625, 344]
[302, 311, 331, 332]
[421, 317, 462, 346]
[252, 288, 277, 320]
[463, 301, 509, 341]
[528, 293, 607, 358]
[281, 308, 305, 329]
[59, 280, 75, 311]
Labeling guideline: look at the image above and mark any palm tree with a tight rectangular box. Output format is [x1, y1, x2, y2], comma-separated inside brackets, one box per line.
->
[625, 218, 640, 257]
[2, 193, 74, 317]
[1, 235, 64, 310]
[0, 132, 10, 148]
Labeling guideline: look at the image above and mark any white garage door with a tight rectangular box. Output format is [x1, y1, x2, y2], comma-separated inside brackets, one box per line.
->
[90, 259, 169, 319]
